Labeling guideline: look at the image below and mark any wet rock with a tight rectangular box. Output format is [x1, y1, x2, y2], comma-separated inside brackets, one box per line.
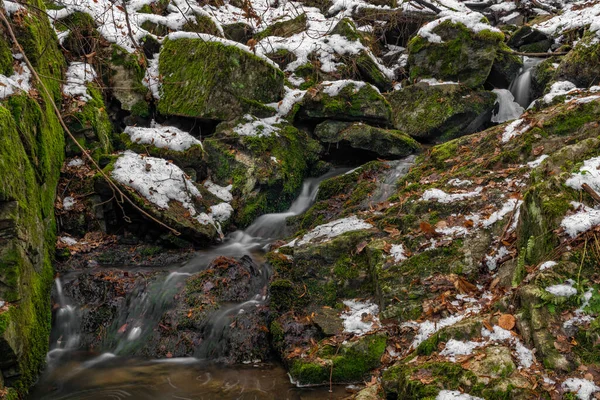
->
[407, 19, 504, 88]
[487, 43, 523, 88]
[158, 37, 284, 120]
[314, 120, 420, 158]
[531, 57, 558, 100]
[507, 26, 551, 53]
[312, 307, 344, 336]
[298, 81, 392, 125]
[222, 22, 254, 43]
[103, 45, 149, 112]
[386, 83, 496, 142]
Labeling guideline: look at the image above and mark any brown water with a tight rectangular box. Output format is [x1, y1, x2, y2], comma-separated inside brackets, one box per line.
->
[30, 355, 351, 399]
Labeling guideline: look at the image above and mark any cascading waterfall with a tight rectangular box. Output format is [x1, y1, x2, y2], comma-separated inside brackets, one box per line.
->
[509, 57, 544, 108]
[491, 89, 525, 123]
[46, 278, 80, 366]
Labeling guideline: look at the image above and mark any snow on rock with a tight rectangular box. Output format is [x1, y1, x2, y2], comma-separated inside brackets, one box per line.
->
[485, 246, 511, 271]
[321, 80, 369, 96]
[565, 156, 600, 192]
[124, 122, 202, 151]
[543, 81, 578, 104]
[501, 118, 531, 143]
[545, 280, 578, 297]
[448, 178, 472, 187]
[295, 216, 373, 246]
[563, 288, 594, 329]
[204, 180, 233, 202]
[234, 114, 279, 137]
[266, 86, 307, 116]
[111, 150, 204, 217]
[421, 187, 483, 203]
[63, 196, 75, 211]
[440, 339, 482, 361]
[67, 158, 84, 167]
[0, 60, 32, 100]
[411, 314, 468, 348]
[527, 154, 549, 168]
[390, 244, 407, 262]
[539, 261, 557, 271]
[535, 3, 600, 40]
[436, 390, 484, 400]
[3, 0, 24, 14]
[562, 378, 600, 400]
[514, 339, 534, 369]
[561, 202, 600, 238]
[481, 325, 513, 341]
[417, 10, 501, 44]
[209, 202, 234, 223]
[63, 62, 96, 101]
[60, 236, 78, 246]
[481, 198, 521, 229]
[143, 54, 161, 100]
[340, 300, 379, 335]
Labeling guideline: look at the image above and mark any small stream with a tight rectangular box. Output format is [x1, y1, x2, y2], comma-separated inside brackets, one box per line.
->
[31, 168, 362, 399]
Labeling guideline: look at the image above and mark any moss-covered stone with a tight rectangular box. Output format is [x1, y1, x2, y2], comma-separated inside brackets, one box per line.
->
[507, 25, 550, 52]
[556, 30, 600, 88]
[298, 81, 392, 124]
[0, 31, 14, 76]
[222, 22, 254, 43]
[289, 334, 386, 385]
[531, 57, 558, 100]
[488, 43, 523, 88]
[204, 120, 320, 226]
[314, 120, 420, 158]
[105, 45, 148, 111]
[56, 12, 100, 56]
[182, 14, 223, 36]
[407, 19, 504, 88]
[158, 37, 284, 120]
[0, 4, 65, 394]
[386, 83, 497, 142]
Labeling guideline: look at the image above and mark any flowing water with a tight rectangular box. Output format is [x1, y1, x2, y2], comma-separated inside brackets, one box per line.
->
[31, 162, 413, 399]
[491, 89, 524, 123]
[509, 57, 543, 108]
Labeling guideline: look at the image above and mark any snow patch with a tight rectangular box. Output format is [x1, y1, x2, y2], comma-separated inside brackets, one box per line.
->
[341, 300, 379, 335]
[562, 378, 600, 400]
[124, 122, 202, 151]
[561, 202, 600, 238]
[436, 390, 484, 400]
[440, 339, 481, 361]
[527, 154, 549, 168]
[421, 187, 483, 203]
[501, 118, 530, 143]
[0, 60, 32, 100]
[63, 62, 96, 101]
[204, 181, 233, 202]
[390, 244, 407, 262]
[295, 216, 372, 246]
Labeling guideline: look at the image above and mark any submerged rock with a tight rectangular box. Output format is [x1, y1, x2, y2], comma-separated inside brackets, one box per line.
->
[314, 120, 420, 158]
[386, 83, 496, 142]
[158, 37, 284, 120]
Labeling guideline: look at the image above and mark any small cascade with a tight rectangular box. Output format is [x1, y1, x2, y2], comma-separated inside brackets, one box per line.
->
[509, 57, 543, 108]
[491, 89, 525, 123]
[47, 278, 80, 365]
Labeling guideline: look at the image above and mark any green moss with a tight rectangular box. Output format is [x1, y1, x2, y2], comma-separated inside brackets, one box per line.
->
[0, 34, 13, 76]
[290, 334, 387, 384]
[131, 100, 150, 118]
[56, 12, 99, 55]
[556, 31, 600, 88]
[182, 14, 222, 36]
[158, 37, 284, 120]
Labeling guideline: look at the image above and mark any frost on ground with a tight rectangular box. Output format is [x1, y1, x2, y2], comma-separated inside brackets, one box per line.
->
[545, 280, 578, 297]
[436, 390, 484, 400]
[0, 60, 32, 100]
[294, 216, 373, 246]
[421, 187, 483, 203]
[341, 300, 379, 335]
[562, 378, 600, 400]
[124, 122, 202, 151]
[561, 202, 600, 238]
[439, 339, 481, 361]
[204, 180, 233, 202]
[565, 156, 600, 192]
[501, 118, 530, 143]
[63, 62, 97, 101]
[390, 244, 407, 262]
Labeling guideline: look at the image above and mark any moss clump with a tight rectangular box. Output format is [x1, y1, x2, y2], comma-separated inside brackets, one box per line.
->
[408, 19, 503, 88]
[254, 13, 307, 41]
[182, 14, 222, 36]
[158, 37, 284, 120]
[290, 334, 387, 385]
[556, 31, 600, 88]
[0, 35, 13, 76]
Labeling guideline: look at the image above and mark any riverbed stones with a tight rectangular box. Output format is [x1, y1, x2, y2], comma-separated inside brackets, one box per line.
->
[386, 83, 497, 142]
[158, 37, 284, 120]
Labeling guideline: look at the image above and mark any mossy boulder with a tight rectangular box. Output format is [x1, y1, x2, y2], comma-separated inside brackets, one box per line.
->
[555, 31, 600, 88]
[314, 120, 420, 158]
[507, 25, 551, 53]
[158, 37, 284, 120]
[222, 22, 254, 43]
[203, 119, 321, 226]
[407, 19, 504, 88]
[298, 81, 392, 125]
[56, 12, 100, 56]
[386, 83, 497, 142]
[0, 2, 65, 395]
[0, 33, 13, 76]
[289, 334, 387, 385]
[103, 45, 148, 112]
[531, 57, 558, 100]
